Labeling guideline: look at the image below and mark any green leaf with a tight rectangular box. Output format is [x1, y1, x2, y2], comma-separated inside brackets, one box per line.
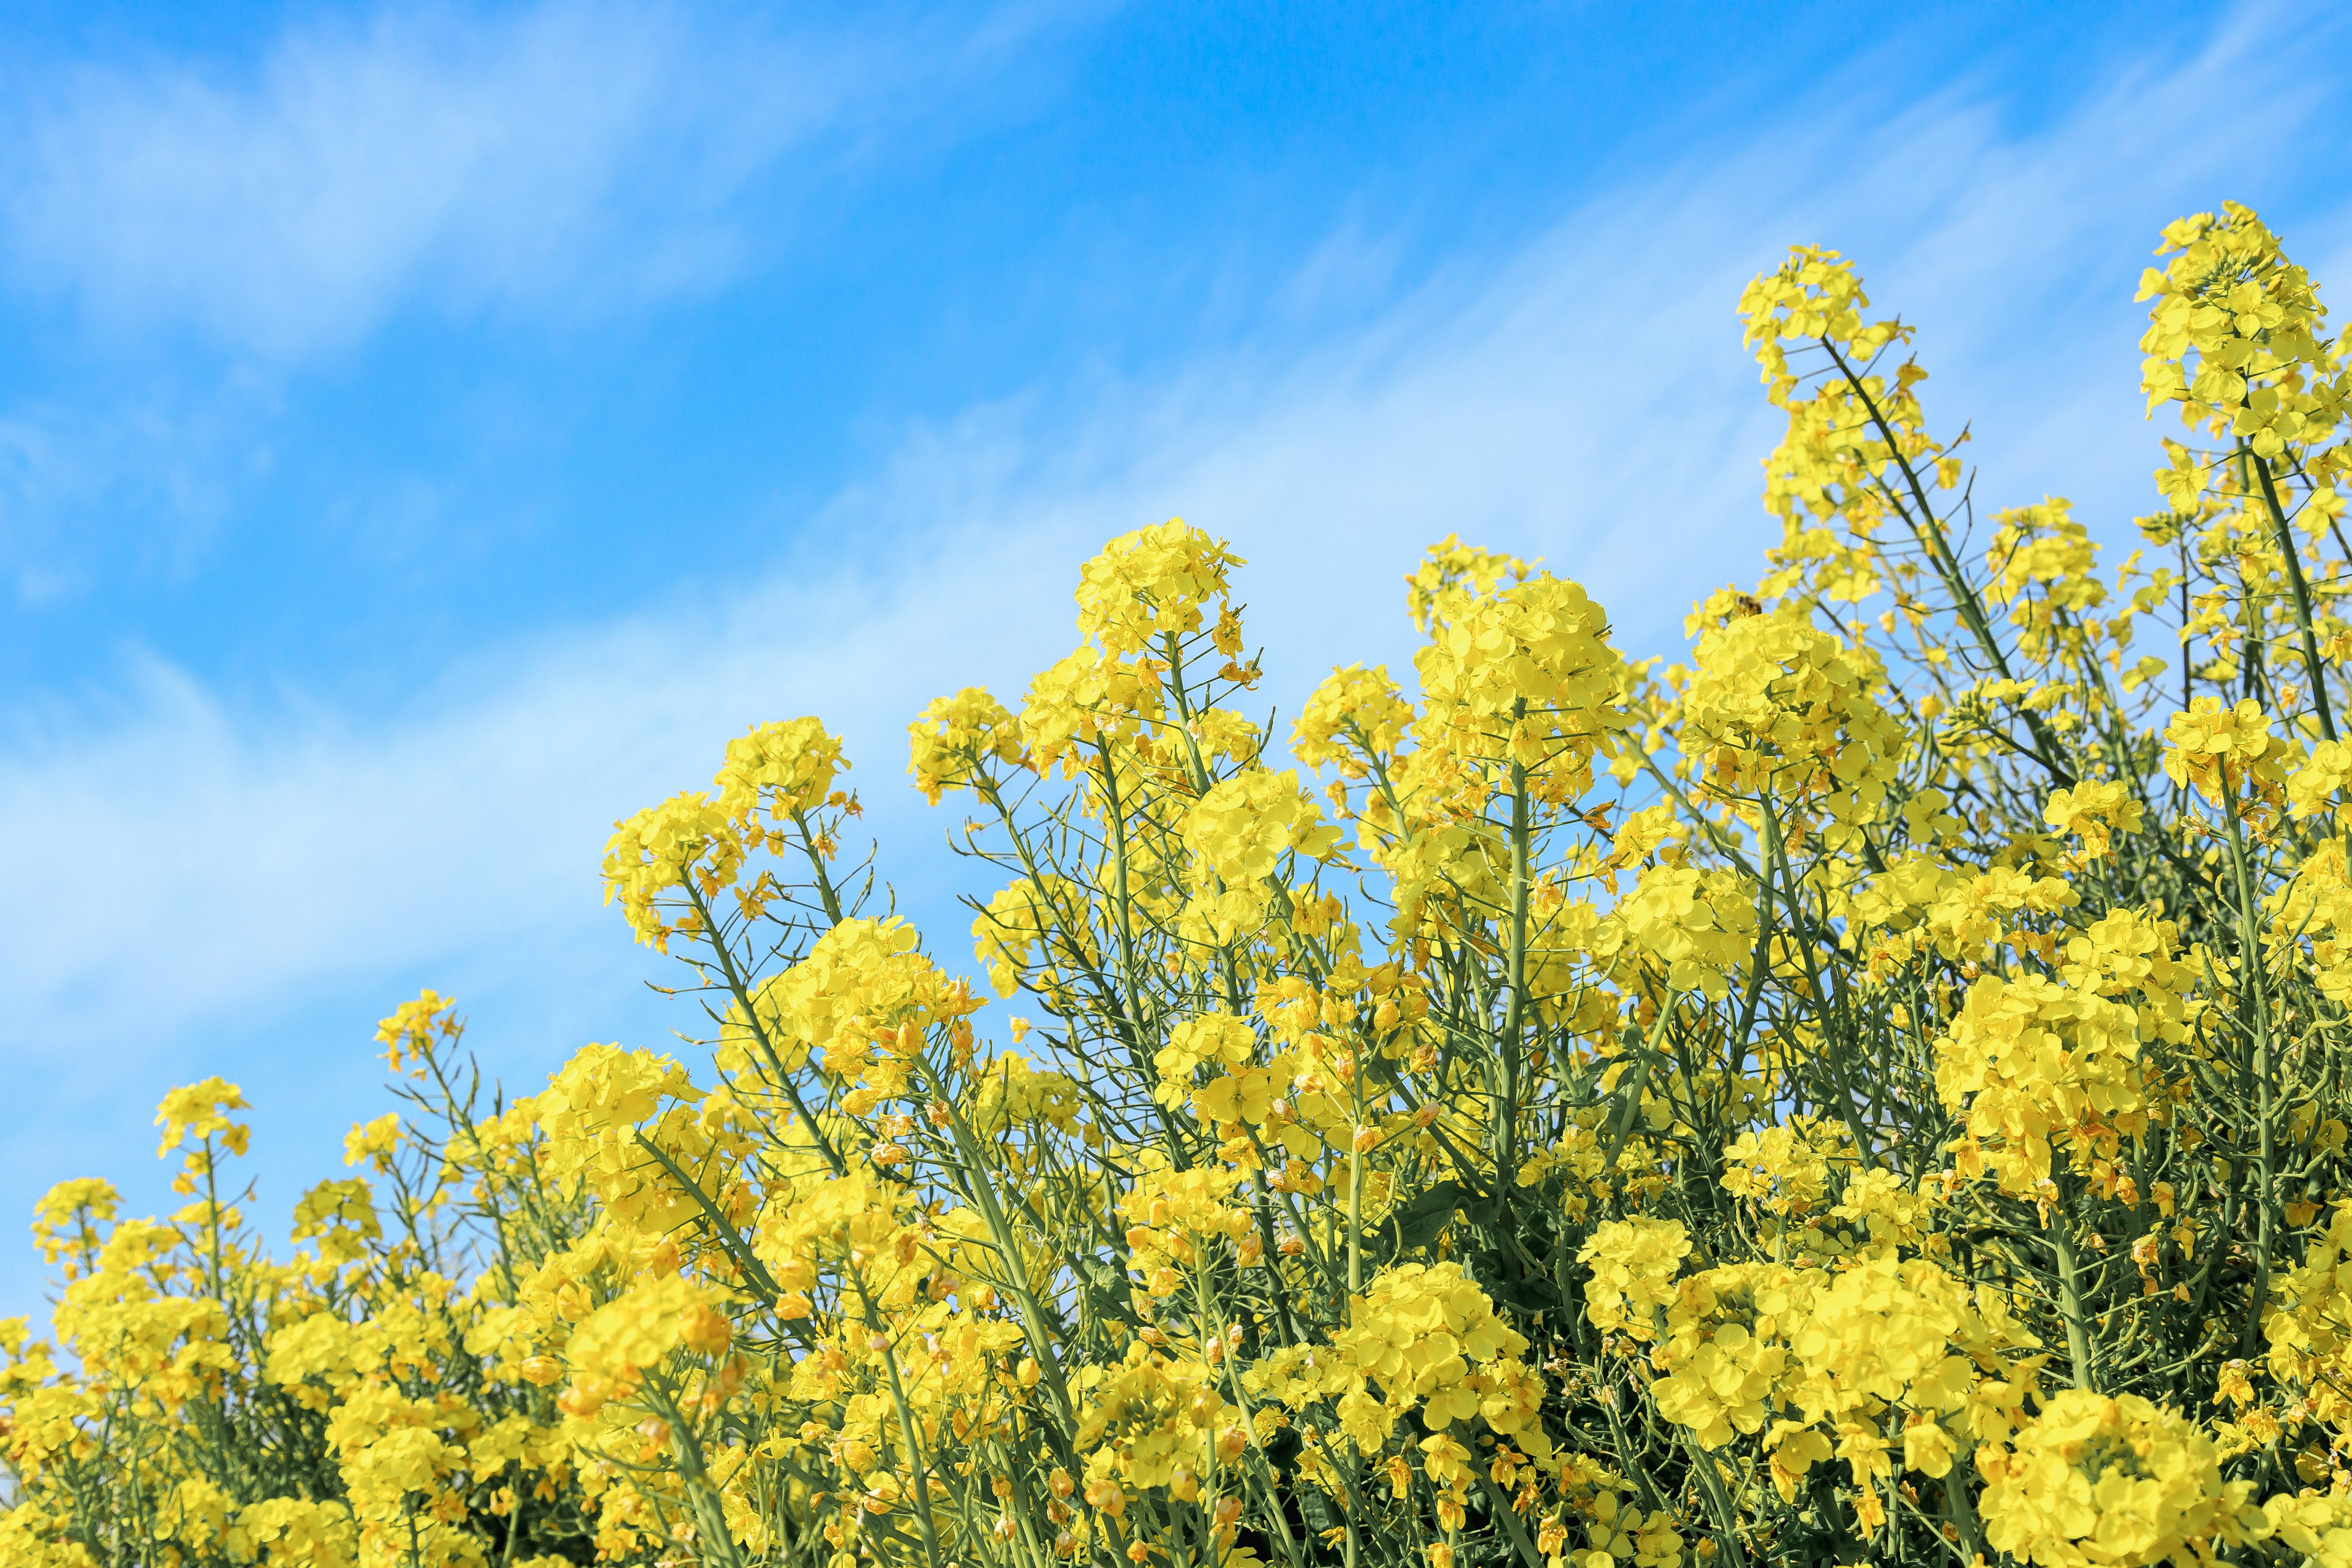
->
[1372, 1178, 1467, 1257]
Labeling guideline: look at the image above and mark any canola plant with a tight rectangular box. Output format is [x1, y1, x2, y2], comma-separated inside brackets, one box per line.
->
[7, 201, 2352, 1568]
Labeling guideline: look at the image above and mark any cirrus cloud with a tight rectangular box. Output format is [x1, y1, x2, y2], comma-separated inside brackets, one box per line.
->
[0, 0, 1081, 358]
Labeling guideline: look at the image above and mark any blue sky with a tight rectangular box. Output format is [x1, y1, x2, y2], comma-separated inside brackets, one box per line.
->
[1, 0, 2347, 1313]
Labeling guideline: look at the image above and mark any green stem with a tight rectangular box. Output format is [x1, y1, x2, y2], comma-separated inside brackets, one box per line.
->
[2220, 790, 2280, 1357]
[1498, 738, 1531, 1202]
[2048, 1216, 2097, 1392]
[2252, 450, 2338, 742]
[1820, 339, 2073, 784]
[680, 880, 848, 1179]
[910, 1054, 1082, 1431]
[1683, 1434, 1750, 1568]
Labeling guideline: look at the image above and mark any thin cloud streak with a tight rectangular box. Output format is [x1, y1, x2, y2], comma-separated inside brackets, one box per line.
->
[0, 0, 1063, 359]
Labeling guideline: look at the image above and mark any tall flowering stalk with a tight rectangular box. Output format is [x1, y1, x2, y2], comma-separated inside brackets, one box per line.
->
[13, 203, 2352, 1568]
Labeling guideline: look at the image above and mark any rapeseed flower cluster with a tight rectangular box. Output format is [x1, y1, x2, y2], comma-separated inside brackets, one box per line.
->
[17, 201, 2352, 1568]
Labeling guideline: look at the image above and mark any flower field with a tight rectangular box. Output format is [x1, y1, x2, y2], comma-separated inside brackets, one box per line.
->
[9, 201, 2352, 1568]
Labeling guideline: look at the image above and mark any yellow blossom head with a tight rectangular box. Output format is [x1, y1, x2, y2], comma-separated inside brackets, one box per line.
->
[374, 988, 461, 1079]
[1411, 568, 1626, 800]
[714, 715, 848, 824]
[601, 790, 744, 950]
[1074, 519, 1245, 658]
[154, 1077, 251, 1161]
[1293, 663, 1414, 779]
[908, 686, 1023, 804]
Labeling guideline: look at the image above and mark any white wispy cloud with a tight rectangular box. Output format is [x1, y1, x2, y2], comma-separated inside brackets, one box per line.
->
[1, 6, 2348, 1304]
[0, 0, 1069, 358]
